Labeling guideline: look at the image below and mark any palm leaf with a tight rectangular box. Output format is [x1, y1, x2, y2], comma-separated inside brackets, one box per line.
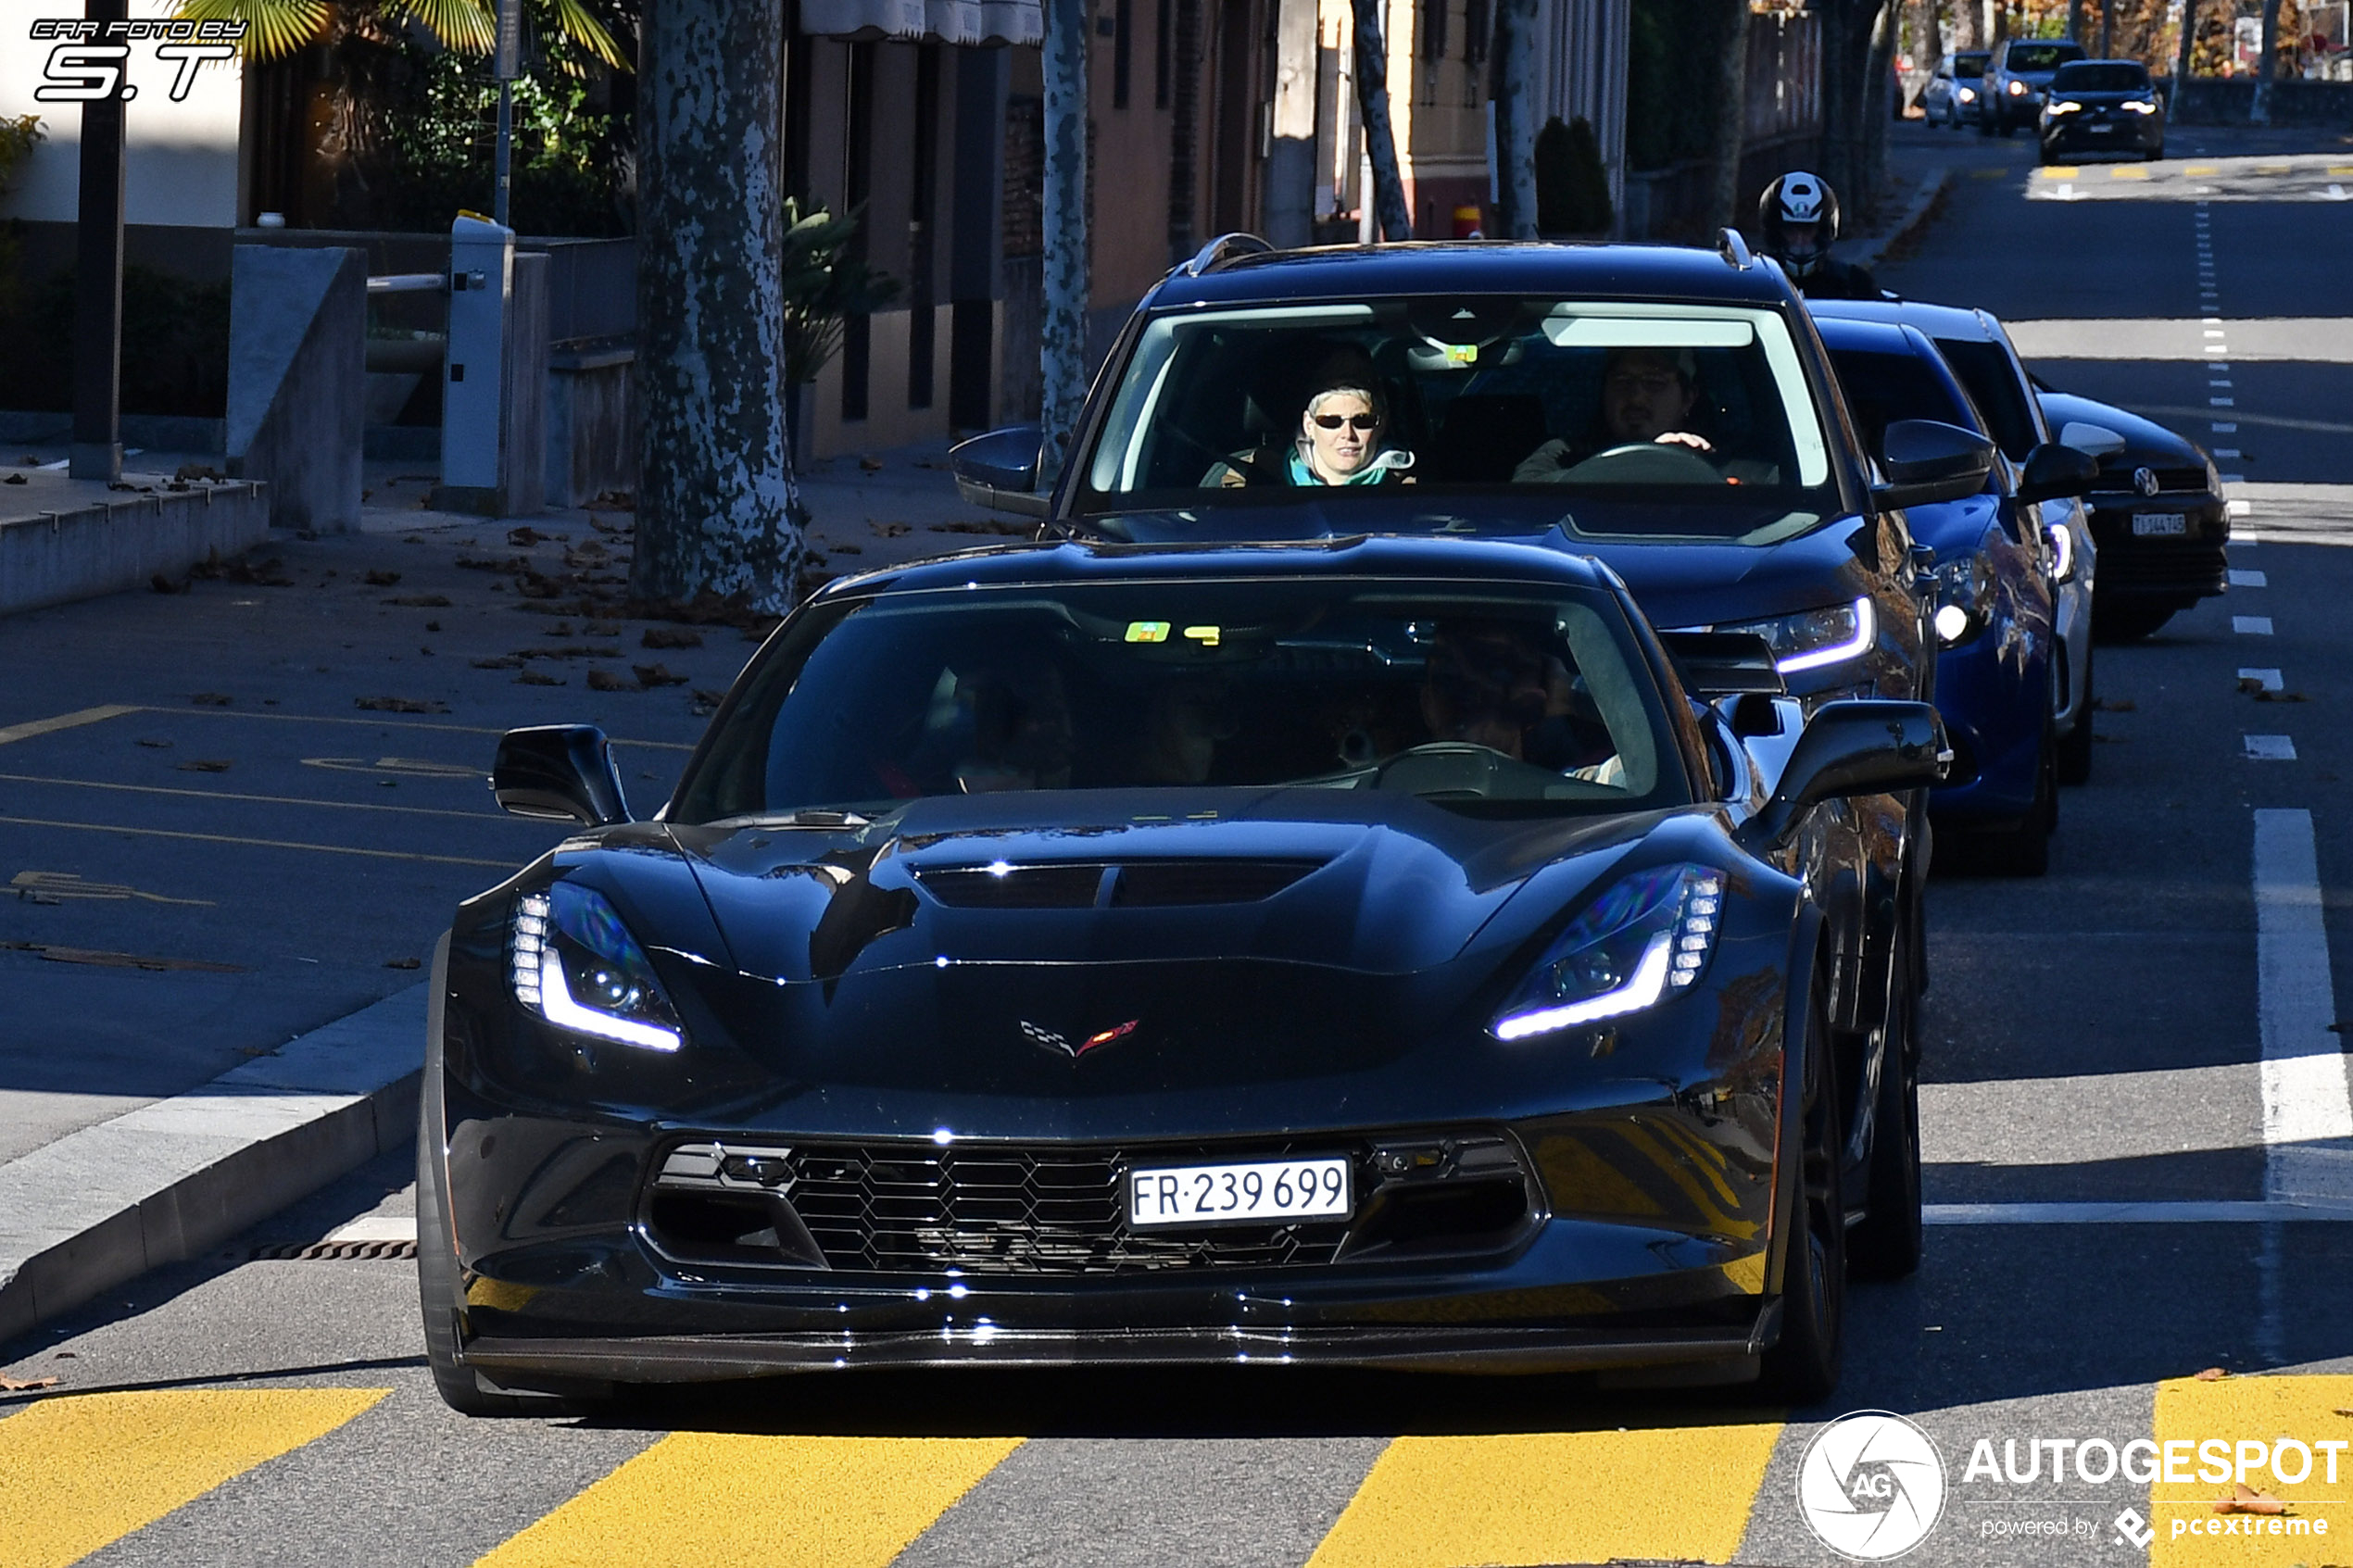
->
[538, 0, 629, 68]
[387, 0, 500, 54]
[172, 0, 333, 61]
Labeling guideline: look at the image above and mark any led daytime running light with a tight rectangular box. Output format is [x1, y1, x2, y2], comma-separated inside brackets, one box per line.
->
[1495, 934, 1673, 1041]
[1777, 596, 1877, 673]
[537, 948, 682, 1051]
[1493, 868, 1724, 1042]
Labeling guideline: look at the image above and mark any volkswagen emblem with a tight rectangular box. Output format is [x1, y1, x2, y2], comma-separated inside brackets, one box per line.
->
[2133, 466, 2160, 497]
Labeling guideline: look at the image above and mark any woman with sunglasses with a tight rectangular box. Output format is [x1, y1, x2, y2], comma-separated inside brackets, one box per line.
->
[1204, 356, 1416, 488]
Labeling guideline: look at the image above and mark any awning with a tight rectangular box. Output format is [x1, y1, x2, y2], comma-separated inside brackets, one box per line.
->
[799, 0, 1041, 45]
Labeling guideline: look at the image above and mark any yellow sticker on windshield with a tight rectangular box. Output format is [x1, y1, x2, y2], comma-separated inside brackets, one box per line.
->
[1183, 625, 1222, 646]
[1126, 621, 1171, 643]
[1443, 343, 1478, 366]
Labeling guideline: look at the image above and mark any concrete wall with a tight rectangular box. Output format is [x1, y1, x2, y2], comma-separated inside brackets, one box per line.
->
[2166, 76, 2353, 126]
[0, 479, 268, 617]
[0, 2, 245, 231]
[225, 245, 365, 533]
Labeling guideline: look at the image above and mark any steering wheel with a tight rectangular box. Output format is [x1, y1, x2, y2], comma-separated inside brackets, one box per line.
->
[1559, 441, 1727, 485]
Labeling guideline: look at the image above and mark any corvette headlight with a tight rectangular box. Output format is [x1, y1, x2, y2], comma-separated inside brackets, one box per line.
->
[511, 884, 685, 1052]
[2046, 99, 2081, 115]
[1718, 596, 1876, 674]
[1931, 556, 1994, 646]
[2045, 521, 2076, 583]
[1493, 865, 1723, 1041]
[2122, 98, 2158, 113]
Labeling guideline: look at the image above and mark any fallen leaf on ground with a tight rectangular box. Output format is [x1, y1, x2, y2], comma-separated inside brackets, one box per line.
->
[858, 455, 883, 471]
[471, 656, 523, 670]
[2215, 1483, 2287, 1515]
[586, 668, 633, 692]
[870, 521, 910, 537]
[456, 555, 527, 572]
[0, 942, 243, 973]
[507, 525, 547, 546]
[2098, 696, 2137, 712]
[0, 1376, 57, 1392]
[354, 696, 449, 714]
[424, 621, 441, 633]
[384, 595, 452, 608]
[384, 957, 422, 970]
[150, 572, 188, 595]
[930, 520, 1034, 536]
[584, 621, 622, 636]
[363, 569, 402, 586]
[3, 473, 24, 485]
[642, 626, 703, 649]
[190, 692, 232, 706]
[2196, 1366, 2231, 1381]
[174, 461, 223, 482]
[633, 663, 687, 688]
[692, 688, 726, 707]
[515, 671, 563, 686]
[176, 759, 232, 773]
[135, 737, 171, 748]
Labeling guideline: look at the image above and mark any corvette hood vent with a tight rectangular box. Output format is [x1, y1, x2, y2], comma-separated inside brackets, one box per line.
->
[912, 859, 1322, 910]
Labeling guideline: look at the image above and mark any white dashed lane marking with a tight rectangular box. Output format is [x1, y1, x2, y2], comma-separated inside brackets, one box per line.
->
[2253, 809, 2353, 1203]
[2240, 668, 2284, 692]
[2231, 569, 2267, 587]
[2246, 734, 2298, 761]
[2234, 615, 2274, 634]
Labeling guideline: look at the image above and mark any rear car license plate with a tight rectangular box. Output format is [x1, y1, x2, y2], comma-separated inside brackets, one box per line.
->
[1127, 1157, 1351, 1228]
[2133, 512, 2188, 536]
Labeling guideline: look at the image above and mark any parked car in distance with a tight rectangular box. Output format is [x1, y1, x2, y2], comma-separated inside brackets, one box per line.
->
[1808, 297, 2109, 790]
[1816, 314, 2096, 873]
[2039, 59, 2166, 163]
[1982, 37, 2088, 135]
[2032, 385, 2229, 641]
[423, 535, 1951, 1413]
[1921, 51, 1992, 129]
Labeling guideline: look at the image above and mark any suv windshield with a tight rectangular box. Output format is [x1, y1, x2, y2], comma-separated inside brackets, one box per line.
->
[1072, 297, 1835, 523]
[1930, 336, 2038, 459]
[2005, 43, 2084, 71]
[673, 579, 1686, 824]
[1827, 346, 1983, 458]
[1953, 51, 1989, 74]
[2051, 61, 2149, 92]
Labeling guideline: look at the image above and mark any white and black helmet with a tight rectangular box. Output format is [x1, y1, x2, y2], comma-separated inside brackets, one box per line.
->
[1757, 171, 1841, 276]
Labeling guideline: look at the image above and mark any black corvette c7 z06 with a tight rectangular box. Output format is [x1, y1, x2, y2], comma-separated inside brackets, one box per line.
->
[422, 537, 1945, 1413]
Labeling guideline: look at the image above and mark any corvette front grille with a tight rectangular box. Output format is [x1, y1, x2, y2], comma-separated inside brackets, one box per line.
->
[786, 1143, 1350, 1274]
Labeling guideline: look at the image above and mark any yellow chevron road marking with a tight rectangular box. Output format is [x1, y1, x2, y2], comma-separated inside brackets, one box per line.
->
[2152, 1374, 2353, 1565]
[2111, 166, 2150, 180]
[0, 1387, 387, 1568]
[1305, 1421, 1783, 1567]
[472, 1434, 1024, 1568]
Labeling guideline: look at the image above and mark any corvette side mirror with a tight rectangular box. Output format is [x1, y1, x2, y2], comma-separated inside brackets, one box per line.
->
[949, 425, 1051, 519]
[1742, 700, 1948, 850]
[491, 724, 630, 826]
[2016, 441, 2101, 505]
[1872, 420, 1995, 512]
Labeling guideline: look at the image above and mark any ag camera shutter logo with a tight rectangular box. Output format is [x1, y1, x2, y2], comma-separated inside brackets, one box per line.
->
[1796, 1411, 1947, 1560]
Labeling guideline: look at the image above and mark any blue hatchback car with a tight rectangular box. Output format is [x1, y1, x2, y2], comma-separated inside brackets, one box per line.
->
[1815, 315, 2080, 874]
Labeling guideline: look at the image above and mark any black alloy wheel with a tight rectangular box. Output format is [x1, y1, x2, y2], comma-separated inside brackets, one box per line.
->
[1759, 974, 1847, 1402]
[1849, 916, 1923, 1281]
[2057, 643, 2095, 785]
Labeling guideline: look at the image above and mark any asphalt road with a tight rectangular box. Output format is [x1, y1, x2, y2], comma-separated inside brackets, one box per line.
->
[7, 120, 2353, 1568]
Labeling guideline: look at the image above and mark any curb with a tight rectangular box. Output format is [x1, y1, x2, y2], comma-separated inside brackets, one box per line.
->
[0, 984, 425, 1344]
[1844, 167, 1955, 275]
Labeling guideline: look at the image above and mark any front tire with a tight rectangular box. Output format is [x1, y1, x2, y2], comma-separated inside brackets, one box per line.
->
[1759, 979, 1847, 1402]
[1849, 921, 1923, 1281]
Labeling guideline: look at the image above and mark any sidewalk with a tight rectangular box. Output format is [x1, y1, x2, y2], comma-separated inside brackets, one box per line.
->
[0, 434, 1006, 1336]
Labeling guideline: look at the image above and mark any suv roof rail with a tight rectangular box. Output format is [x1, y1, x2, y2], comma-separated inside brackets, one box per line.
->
[1183, 232, 1274, 276]
[1718, 227, 1755, 270]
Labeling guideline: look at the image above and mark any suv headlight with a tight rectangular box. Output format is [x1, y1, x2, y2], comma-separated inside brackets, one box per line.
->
[1493, 865, 1723, 1041]
[511, 884, 685, 1051]
[2122, 98, 2158, 113]
[1931, 556, 1994, 646]
[1718, 596, 1876, 674]
[1957, 85, 1978, 102]
[2046, 99, 2081, 115]
[2007, 79, 2028, 95]
[2045, 521, 2076, 583]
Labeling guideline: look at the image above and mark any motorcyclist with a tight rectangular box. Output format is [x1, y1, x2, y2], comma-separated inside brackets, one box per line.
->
[1756, 171, 1881, 301]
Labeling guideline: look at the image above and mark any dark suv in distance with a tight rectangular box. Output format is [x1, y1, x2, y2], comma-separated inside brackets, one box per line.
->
[952, 233, 2005, 1168]
[2038, 59, 2166, 163]
[1982, 37, 2088, 136]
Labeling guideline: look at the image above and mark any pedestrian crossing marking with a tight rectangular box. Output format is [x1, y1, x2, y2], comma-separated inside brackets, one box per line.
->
[471, 1434, 1024, 1568]
[2151, 1374, 2353, 1565]
[1302, 1420, 1783, 1567]
[0, 1386, 386, 1568]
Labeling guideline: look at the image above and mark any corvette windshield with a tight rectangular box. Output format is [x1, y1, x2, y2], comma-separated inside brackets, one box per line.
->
[1073, 298, 1835, 519]
[673, 580, 1687, 824]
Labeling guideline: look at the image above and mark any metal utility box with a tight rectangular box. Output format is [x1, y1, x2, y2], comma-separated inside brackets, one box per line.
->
[432, 214, 545, 516]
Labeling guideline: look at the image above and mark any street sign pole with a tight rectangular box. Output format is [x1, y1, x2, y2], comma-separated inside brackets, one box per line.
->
[69, 0, 129, 482]
[494, 0, 521, 227]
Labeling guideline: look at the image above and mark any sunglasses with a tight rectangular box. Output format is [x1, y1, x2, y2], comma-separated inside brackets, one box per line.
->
[1311, 413, 1379, 432]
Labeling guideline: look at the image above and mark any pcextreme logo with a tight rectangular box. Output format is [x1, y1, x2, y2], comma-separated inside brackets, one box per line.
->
[26, 16, 245, 104]
[1797, 1411, 1948, 1560]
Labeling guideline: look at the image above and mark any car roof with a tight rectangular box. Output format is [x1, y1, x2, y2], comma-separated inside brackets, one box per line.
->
[1143, 241, 1797, 313]
[1809, 295, 2004, 345]
[814, 535, 1627, 603]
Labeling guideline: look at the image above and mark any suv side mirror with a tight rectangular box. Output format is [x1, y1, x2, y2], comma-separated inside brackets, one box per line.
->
[1742, 699, 1948, 850]
[1872, 419, 1995, 512]
[2017, 441, 2101, 504]
[949, 426, 1051, 519]
[492, 724, 630, 826]
[2057, 420, 2126, 459]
